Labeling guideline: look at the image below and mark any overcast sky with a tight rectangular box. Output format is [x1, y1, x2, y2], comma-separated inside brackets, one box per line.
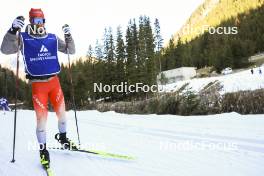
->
[0, 0, 204, 65]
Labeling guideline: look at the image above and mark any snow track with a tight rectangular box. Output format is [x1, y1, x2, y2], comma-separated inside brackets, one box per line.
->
[0, 110, 264, 176]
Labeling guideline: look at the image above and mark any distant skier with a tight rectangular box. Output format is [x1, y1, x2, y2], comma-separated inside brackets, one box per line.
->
[0, 97, 11, 113]
[0, 8, 77, 168]
[251, 68, 254, 74]
[259, 67, 262, 74]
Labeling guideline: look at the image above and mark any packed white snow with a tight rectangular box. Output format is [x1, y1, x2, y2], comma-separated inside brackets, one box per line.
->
[160, 67, 264, 94]
[0, 110, 264, 176]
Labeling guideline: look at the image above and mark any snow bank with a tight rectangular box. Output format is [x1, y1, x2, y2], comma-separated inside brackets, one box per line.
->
[161, 67, 264, 94]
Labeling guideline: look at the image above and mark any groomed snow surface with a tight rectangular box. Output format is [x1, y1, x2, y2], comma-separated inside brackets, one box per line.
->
[160, 67, 264, 94]
[0, 110, 264, 176]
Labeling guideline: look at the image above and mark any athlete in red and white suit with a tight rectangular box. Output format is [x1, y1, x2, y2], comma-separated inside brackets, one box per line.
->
[0, 8, 76, 166]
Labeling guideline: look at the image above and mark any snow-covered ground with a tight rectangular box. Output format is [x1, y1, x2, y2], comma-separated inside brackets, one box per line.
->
[161, 67, 264, 94]
[0, 110, 264, 176]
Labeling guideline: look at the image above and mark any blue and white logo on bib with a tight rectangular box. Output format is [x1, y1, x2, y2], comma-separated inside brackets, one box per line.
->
[40, 45, 49, 52]
[21, 32, 61, 76]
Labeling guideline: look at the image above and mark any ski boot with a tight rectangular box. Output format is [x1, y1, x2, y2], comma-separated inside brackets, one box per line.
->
[39, 144, 50, 169]
[55, 132, 78, 150]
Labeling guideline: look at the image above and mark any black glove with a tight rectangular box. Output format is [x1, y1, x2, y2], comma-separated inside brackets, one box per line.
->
[9, 16, 25, 34]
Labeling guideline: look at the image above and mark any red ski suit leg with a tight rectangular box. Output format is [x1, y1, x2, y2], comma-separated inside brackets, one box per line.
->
[32, 76, 66, 144]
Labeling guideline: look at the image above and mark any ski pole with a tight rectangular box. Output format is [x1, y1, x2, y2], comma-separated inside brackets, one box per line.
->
[11, 19, 23, 162]
[63, 25, 81, 147]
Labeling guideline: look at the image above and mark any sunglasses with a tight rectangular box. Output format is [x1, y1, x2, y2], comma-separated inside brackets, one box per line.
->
[32, 18, 45, 24]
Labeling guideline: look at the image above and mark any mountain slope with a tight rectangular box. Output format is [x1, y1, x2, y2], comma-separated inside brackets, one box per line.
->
[173, 0, 264, 43]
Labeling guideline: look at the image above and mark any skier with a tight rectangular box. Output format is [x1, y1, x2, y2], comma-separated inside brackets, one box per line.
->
[0, 97, 11, 113]
[0, 8, 77, 168]
[251, 68, 254, 74]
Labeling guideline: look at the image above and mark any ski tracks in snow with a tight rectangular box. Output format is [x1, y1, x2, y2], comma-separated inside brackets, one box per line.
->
[75, 112, 264, 176]
[1, 110, 264, 176]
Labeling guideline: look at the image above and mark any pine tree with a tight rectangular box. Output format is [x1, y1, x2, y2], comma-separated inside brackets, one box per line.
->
[154, 18, 163, 52]
[87, 44, 93, 58]
[115, 26, 126, 86]
[107, 27, 116, 99]
[174, 38, 183, 68]
[125, 20, 137, 87]
[108, 27, 115, 64]
[163, 38, 175, 70]
[137, 16, 147, 84]
[85, 44, 96, 102]
[94, 39, 105, 99]
[95, 39, 104, 60]
[144, 16, 156, 86]
[154, 18, 163, 73]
